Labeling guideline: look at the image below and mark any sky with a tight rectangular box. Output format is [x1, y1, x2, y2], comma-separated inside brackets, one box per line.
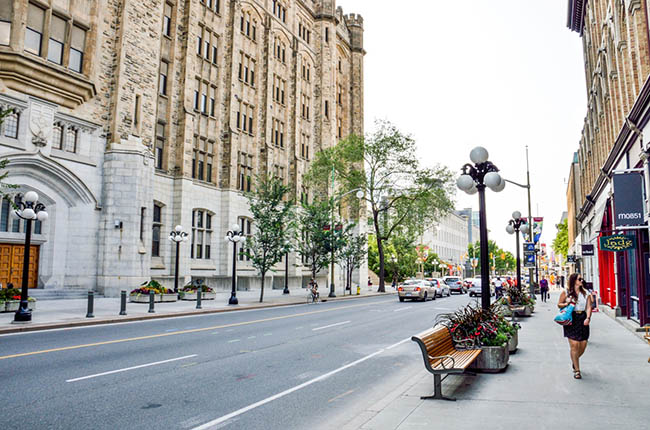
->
[340, 0, 587, 255]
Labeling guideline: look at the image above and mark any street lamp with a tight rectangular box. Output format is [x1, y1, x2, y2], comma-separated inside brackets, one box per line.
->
[506, 211, 529, 294]
[12, 191, 48, 323]
[457, 147, 505, 310]
[169, 225, 189, 294]
[329, 188, 365, 298]
[225, 223, 246, 305]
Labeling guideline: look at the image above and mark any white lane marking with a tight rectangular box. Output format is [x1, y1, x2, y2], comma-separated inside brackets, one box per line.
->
[227, 339, 241, 343]
[66, 354, 197, 382]
[263, 333, 272, 336]
[191, 339, 409, 430]
[393, 306, 412, 312]
[247, 336, 256, 339]
[312, 321, 351, 331]
[385, 338, 410, 350]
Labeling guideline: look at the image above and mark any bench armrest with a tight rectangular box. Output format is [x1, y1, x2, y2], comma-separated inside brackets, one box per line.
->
[428, 354, 455, 369]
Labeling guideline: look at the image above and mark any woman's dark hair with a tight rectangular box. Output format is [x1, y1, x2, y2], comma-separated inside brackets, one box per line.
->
[567, 273, 585, 301]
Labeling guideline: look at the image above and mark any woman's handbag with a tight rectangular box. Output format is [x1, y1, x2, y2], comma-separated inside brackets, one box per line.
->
[554, 303, 574, 326]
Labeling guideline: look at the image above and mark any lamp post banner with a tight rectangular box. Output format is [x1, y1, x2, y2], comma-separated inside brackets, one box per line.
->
[533, 217, 544, 244]
[613, 172, 645, 227]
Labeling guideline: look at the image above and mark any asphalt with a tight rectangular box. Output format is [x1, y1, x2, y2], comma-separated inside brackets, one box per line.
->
[321, 298, 650, 430]
[0, 286, 391, 334]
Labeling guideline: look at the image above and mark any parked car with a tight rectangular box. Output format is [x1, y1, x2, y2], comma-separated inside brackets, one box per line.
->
[426, 278, 450, 297]
[442, 276, 465, 294]
[398, 279, 436, 302]
[468, 278, 495, 297]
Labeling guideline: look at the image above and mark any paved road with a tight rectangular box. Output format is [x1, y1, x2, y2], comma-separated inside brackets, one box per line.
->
[0, 293, 475, 430]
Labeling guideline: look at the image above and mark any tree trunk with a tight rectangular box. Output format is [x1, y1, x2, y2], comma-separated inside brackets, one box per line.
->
[372, 210, 386, 292]
[259, 271, 265, 302]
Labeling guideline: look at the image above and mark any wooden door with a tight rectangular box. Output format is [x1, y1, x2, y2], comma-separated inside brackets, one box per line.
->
[0, 244, 39, 289]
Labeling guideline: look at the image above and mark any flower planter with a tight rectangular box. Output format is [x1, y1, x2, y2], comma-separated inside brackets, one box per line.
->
[469, 345, 509, 373]
[5, 300, 20, 312]
[522, 305, 533, 316]
[508, 331, 518, 353]
[129, 293, 178, 303]
[28, 301, 36, 310]
[180, 292, 216, 301]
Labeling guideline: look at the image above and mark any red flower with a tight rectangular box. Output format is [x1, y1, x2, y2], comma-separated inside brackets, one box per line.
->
[11, 295, 20, 300]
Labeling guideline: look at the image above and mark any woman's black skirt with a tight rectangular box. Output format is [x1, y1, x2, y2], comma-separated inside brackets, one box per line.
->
[563, 311, 590, 341]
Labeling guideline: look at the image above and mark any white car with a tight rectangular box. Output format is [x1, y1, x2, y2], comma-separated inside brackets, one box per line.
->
[426, 278, 450, 297]
[398, 279, 436, 302]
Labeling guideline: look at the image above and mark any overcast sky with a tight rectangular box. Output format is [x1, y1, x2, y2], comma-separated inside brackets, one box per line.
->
[340, 0, 587, 256]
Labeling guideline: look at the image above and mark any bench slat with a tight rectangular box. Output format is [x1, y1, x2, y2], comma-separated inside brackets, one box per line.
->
[412, 326, 482, 374]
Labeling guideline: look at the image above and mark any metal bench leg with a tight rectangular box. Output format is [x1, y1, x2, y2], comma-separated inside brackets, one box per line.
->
[420, 374, 456, 401]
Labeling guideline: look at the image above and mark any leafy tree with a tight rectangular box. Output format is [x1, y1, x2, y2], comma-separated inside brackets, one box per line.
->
[296, 198, 335, 283]
[306, 120, 455, 292]
[552, 219, 568, 264]
[338, 228, 366, 294]
[245, 175, 294, 303]
[469, 240, 515, 275]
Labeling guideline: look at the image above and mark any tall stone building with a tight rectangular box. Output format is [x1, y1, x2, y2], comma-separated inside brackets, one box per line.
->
[0, 0, 366, 296]
[566, 0, 650, 326]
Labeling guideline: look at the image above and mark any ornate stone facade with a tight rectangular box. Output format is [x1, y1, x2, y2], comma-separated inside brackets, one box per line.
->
[0, 0, 365, 296]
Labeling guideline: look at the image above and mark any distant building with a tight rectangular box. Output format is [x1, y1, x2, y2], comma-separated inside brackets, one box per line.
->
[422, 211, 475, 277]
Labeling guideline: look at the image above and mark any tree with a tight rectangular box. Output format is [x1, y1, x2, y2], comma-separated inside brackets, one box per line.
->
[552, 219, 568, 264]
[469, 240, 515, 275]
[338, 228, 366, 294]
[245, 175, 294, 303]
[306, 120, 455, 292]
[295, 198, 334, 283]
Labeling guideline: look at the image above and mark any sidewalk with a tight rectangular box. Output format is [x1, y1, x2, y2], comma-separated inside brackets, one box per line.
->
[345, 299, 650, 430]
[0, 286, 395, 334]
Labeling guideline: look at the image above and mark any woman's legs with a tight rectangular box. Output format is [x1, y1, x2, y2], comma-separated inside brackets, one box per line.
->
[578, 340, 588, 358]
[568, 338, 581, 371]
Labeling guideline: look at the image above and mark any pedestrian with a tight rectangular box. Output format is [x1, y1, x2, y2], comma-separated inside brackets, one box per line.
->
[540, 276, 549, 302]
[557, 273, 592, 379]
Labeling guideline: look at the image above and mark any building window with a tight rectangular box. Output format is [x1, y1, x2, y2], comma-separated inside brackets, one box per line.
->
[192, 136, 214, 183]
[0, 196, 41, 234]
[159, 61, 168, 96]
[25, 4, 44, 55]
[69, 25, 86, 73]
[2, 110, 19, 139]
[239, 53, 256, 87]
[47, 15, 66, 64]
[0, 0, 10, 46]
[64, 127, 78, 153]
[152, 203, 162, 257]
[191, 209, 212, 259]
[52, 122, 63, 149]
[237, 152, 253, 192]
[163, 3, 172, 36]
[325, 27, 329, 43]
[237, 217, 252, 261]
[325, 100, 329, 119]
[155, 122, 165, 169]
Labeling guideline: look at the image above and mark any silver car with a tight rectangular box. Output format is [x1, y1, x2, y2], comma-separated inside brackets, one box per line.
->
[427, 278, 450, 297]
[398, 279, 436, 302]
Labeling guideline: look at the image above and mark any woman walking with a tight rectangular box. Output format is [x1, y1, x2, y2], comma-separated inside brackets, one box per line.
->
[557, 273, 592, 379]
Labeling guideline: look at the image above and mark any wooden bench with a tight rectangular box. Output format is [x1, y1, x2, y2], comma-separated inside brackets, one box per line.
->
[411, 326, 482, 401]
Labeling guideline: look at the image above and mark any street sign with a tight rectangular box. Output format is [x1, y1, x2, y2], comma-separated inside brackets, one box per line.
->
[567, 255, 577, 263]
[581, 244, 594, 256]
[524, 242, 535, 252]
[524, 253, 535, 268]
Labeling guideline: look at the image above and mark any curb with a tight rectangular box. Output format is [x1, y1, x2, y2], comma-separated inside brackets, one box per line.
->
[0, 291, 395, 335]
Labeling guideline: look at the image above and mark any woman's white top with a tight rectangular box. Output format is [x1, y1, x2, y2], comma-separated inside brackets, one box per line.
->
[571, 290, 588, 311]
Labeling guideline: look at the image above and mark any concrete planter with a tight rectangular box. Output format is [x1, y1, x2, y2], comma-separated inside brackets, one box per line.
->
[469, 345, 509, 373]
[522, 305, 533, 316]
[180, 292, 216, 301]
[508, 331, 518, 353]
[129, 293, 177, 303]
[4, 300, 20, 312]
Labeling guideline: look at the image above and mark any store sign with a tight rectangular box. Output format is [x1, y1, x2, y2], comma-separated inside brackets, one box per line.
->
[613, 172, 645, 227]
[581, 244, 595, 256]
[599, 234, 636, 252]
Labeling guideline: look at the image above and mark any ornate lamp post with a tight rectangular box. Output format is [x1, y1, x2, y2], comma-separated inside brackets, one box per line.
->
[225, 223, 246, 305]
[457, 147, 505, 310]
[169, 225, 189, 294]
[506, 211, 529, 293]
[12, 191, 48, 323]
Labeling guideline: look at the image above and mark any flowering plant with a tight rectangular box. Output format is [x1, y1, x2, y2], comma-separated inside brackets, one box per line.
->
[435, 303, 518, 348]
[504, 285, 535, 308]
[180, 284, 214, 293]
[130, 280, 173, 295]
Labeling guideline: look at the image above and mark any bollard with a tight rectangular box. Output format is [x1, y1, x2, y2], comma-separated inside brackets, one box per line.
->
[196, 287, 202, 309]
[86, 291, 95, 318]
[119, 290, 127, 315]
[148, 290, 155, 313]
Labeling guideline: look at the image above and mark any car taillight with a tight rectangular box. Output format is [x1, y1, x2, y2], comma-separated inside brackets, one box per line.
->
[398, 287, 403, 291]
[415, 287, 421, 291]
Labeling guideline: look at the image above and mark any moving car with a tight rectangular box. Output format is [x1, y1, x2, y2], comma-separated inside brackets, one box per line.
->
[398, 279, 436, 302]
[426, 278, 450, 297]
[442, 276, 465, 294]
[468, 278, 495, 297]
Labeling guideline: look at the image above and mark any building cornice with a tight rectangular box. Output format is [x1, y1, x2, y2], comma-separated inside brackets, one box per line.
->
[567, 0, 588, 35]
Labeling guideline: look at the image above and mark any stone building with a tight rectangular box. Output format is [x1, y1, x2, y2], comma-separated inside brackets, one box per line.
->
[0, 0, 365, 296]
[421, 211, 474, 277]
[567, 0, 650, 326]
